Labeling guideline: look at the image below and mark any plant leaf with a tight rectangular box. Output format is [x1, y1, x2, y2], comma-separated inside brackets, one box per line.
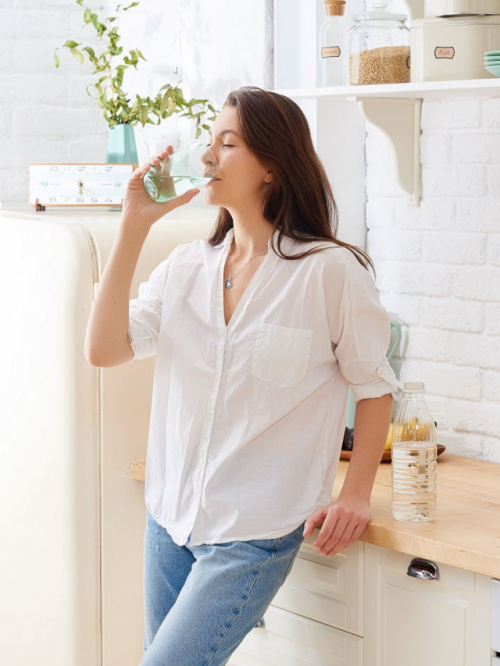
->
[70, 47, 85, 64]
[82, 46, 97, 64]
[160, 92, 170, 115]
[57, 0, 218, 131]
[86, 83, 97, 99]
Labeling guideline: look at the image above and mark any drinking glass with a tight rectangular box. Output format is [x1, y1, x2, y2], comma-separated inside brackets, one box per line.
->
[143, 138, 218, 202]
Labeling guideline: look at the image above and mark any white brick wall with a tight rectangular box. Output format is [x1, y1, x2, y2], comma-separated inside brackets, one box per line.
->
[1, 0, 271, 207]
[0, 0, 112, 207]
[366, 98, 500, 463]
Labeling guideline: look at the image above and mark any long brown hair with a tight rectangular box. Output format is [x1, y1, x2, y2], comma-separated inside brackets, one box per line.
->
[207, 86, 374, 274]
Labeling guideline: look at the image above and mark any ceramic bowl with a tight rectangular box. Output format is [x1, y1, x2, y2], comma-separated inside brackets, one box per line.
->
[485, 64, 500, 77]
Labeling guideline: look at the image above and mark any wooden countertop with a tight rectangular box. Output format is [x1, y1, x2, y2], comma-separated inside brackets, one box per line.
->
[332, 453, 500, 579]
[130, 453, 500, 578]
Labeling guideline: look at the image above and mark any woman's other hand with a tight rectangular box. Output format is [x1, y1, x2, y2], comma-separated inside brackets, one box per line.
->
[121, 146, 200, 232]
[302, 497, 371, 556]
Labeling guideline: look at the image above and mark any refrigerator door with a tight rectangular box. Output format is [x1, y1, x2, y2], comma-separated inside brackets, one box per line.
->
[84, 209, 217, 666]
[0, 213, 101, 666]
[0, 207, 217, 666]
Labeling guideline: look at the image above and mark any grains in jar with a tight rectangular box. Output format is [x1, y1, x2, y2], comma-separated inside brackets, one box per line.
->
[349, 45, 411, 85]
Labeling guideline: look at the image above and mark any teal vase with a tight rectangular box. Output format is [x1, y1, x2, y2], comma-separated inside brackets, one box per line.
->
[106, 123, 138, 165]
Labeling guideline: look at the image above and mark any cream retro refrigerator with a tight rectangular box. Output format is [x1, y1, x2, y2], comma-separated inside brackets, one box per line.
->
[0, 206, 217, 666]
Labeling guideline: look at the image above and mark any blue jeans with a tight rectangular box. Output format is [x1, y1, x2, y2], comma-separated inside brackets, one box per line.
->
[140, 509, 305, 666]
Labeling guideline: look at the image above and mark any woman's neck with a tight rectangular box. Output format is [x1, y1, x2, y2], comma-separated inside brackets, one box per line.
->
[229, 220, 275, 260]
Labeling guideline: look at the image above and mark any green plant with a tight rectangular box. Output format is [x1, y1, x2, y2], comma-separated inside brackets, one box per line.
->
[54, 0, 218, 137]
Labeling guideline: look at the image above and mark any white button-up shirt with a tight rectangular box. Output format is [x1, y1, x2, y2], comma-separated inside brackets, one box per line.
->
[128, 227, 402, 546]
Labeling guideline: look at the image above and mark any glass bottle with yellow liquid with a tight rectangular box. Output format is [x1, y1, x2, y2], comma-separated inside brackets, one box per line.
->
[391, 382, 437, 522]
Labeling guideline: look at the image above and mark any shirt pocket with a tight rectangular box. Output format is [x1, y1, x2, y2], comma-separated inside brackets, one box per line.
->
[251, 323, 313, 389]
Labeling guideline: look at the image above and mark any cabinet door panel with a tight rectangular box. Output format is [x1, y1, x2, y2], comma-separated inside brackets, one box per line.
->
[364, 544, 491, 666]
[271, 537, 363, 635]
[228, 605, 363, 666]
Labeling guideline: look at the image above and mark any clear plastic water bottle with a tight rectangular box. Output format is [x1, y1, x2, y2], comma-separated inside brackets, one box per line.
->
[391, 382, 437, 522]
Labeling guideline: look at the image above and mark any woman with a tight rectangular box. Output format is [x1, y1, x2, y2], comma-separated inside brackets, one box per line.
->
[85, 86, 400, 665]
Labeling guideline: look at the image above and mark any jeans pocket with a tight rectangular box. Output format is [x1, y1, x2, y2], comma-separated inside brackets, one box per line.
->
[245, 535, 284, 553]
[278, 521, 305, 583]
[280, 538, 304, 586]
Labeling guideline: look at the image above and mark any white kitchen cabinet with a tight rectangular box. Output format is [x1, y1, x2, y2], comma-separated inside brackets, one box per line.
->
[228, 533, 363, 665]
[363, 543, 492, 666]
[229, 538, 492, 665]
[228, 606, 363, 666]
[271, 536, 363, 635]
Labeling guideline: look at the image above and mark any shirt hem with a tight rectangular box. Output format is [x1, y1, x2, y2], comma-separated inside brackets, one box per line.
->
[149, 506, 327, 547]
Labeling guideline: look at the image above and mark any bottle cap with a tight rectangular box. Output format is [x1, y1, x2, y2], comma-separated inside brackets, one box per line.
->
[404, 382, 425, 391]
[324, 0, 346, 15]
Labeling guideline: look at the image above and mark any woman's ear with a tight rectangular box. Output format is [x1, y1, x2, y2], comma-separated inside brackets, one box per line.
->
[264, 171, 273, 184]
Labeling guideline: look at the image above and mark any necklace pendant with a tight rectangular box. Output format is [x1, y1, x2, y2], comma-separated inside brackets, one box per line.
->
[224, 278, 234, 290]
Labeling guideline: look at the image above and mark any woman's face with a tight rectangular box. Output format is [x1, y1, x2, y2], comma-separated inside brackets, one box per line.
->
[202, 106, 272, 210]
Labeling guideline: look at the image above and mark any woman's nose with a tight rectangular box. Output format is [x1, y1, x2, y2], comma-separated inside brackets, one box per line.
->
[203, 146, 218, 177]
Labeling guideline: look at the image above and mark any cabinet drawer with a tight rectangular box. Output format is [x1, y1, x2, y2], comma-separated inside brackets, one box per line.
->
[364, 543, 492, 666]
[227, 605, 363, 666]
[271, 533, 363, 635]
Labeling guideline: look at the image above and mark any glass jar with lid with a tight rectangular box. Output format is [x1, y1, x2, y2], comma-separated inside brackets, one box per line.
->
[347, 2, 411, 85]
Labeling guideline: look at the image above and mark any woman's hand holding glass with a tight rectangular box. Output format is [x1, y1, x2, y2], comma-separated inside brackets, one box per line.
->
[142, 139, 218, 203]
[120, 145, 201, 233]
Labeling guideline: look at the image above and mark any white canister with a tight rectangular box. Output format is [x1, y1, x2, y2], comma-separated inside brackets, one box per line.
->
[425, 0, 500, 17]
[411, 14, 500, 81]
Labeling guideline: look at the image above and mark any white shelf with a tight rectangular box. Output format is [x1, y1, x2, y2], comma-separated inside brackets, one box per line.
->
[275, 77, 500, 101]
[274, 78, 500, 207]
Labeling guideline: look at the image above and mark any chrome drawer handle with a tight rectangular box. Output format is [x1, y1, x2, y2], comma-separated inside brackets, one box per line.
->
[255, 617, 265, 629]
[407, 558, 440, 580]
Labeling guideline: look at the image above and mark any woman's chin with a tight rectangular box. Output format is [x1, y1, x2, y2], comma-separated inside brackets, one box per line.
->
[203, 190, 223, 207]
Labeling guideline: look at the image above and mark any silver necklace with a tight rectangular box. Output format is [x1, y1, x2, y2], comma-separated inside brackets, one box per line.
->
[224, 240, 269, 290]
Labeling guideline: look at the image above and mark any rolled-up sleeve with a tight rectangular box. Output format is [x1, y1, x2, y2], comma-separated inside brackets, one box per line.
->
[127, 249, 177, 361]
[326, 248, 403, 404]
